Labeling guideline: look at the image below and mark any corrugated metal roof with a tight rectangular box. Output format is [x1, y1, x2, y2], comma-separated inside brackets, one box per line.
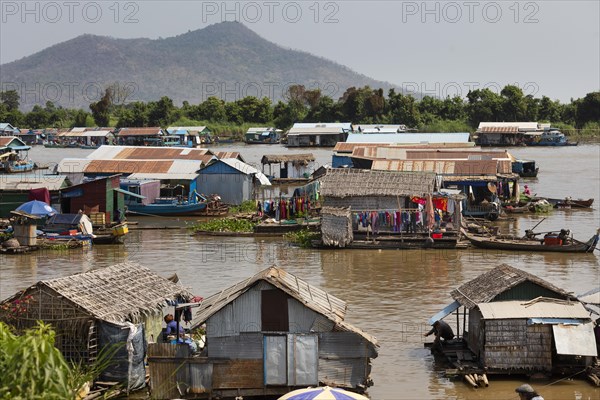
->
[212, 158, 271, 186]
[478, 122, 539, 131]
[58, 158, 202, 176]
[346, 132, 471, 144]
[82, 130, 112, 137]
[478, 126, 520, 134]
[191, 267, 347, 326]
[87, 145, 214, 161]
[371, 159, 501, 175]
[0, 174, 67, 190]
[0, 136, 27, 148]
[578, 288, 600, 305]
[354, 124, 407, 133]
[166, 126, 208, 133]
[127, 172, 199, 180]
[214, 151, 243, 162]
[478, 299, 590, 320]
[116, 127, 163, 136]
[288, 127, 346, 135]
[293, 122, 352, 130]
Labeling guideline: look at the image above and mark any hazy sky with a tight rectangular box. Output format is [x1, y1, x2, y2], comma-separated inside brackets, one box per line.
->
[1, 0, 598, 102]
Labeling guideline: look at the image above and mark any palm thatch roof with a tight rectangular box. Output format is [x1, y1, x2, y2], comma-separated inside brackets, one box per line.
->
[261, 154, 315, 165]
[1, 262, 192, 323]
[318, 168, 436, 198]
[190, 266, 378, 345]
[451, 264, 574, 309]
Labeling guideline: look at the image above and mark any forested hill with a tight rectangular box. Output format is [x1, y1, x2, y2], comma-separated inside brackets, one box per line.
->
[1, 21, 396, 110]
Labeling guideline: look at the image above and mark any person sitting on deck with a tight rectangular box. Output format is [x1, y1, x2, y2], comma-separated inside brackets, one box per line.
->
[515, 384, 544, 400]
[523, 185, 531, 196]
[423, 319, 455, 344]
[164, 314, 184, 340]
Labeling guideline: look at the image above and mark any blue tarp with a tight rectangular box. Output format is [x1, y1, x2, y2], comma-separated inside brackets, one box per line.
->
[98, 321, 147, 391]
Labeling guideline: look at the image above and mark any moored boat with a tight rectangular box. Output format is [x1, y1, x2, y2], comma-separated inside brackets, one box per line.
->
[463, 230, 599, 253]
[125, 198, 208, 216]
[552, 198, 594, 208]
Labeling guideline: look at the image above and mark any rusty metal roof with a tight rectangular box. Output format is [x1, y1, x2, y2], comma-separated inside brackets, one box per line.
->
[116, 127, 163, 136]
[0, 136, 26, 148]
[88, 145, 214, 161]
[58, 158, 203, 177]
[478, 126, 520, 134]
[371, 159, 502, 175]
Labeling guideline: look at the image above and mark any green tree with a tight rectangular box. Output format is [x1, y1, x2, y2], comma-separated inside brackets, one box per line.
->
[576, 91, 600, 127]
[500, 85, 527, 121]
[538, 96, 562, 122]
[147, 96, 175, 126]
[0, 90, 20, 111]
[89, 88, 113, 127]
[386, 89, 421, 126]
[195, 96, 227, 122]
[466, 88, 503, 126]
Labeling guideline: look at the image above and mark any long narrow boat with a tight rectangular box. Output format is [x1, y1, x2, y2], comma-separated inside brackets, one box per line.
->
[464, 231, 599, 253]
[552, 198, 594, 208]
[125, 198, 208, 216]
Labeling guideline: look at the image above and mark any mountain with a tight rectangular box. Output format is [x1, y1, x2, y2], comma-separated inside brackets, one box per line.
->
[1, 22, 398, 110]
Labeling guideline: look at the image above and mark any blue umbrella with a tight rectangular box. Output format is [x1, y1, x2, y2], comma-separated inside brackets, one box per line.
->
[278, 386, 369, 400]
[15, 200, 57, 216]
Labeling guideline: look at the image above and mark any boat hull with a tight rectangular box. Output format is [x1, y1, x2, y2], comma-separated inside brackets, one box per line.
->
[126, 202, 207, 216]
[465, 233, 594, 253]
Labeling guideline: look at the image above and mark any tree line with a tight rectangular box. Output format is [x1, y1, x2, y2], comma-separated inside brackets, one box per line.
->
[0, 85, 598, 135]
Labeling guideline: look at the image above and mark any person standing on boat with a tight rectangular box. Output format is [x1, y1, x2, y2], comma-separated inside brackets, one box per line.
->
[515, 384, 544, 400]
[424, 319, 454, 344]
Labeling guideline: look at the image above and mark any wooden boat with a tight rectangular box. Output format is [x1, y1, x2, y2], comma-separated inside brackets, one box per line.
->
[126, 198, 208, 216]
[552, 198, 594, 209]
[464, 231, 598, 253]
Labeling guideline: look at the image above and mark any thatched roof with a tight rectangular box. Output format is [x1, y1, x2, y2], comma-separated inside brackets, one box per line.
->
[2, 263, 192, 323]
[190, 266, 378, 345]
[261, 153, 315, 164]
[318, 168, 435, 198]
[451, 264, 574, 309]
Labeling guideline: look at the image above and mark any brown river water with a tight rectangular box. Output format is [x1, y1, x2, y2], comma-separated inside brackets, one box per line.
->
[1, 144, 599, 399]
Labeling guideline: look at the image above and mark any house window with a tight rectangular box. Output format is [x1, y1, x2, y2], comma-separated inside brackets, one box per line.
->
[261, 290, 289, 332]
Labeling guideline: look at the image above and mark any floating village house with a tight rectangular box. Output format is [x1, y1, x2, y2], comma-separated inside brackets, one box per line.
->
[198, 158, 271, 205]
[0, 123, 20, 136]
[261, 154, 316, 179]
[166, 126, 212, 146]
[0, 263, 192, 391]
[429, 264, 597, 377]
[147, 266, 378, 399]
[286, 122, 352, 147]
[245, 127, 282, 144]
[59, 175, 127, 223]
[56, 146, 217, 200]
[475, 122, 552, 146]
[0, 174, 68, 217]
[317, 168, 462, 249]
[115, 127, 164, 146]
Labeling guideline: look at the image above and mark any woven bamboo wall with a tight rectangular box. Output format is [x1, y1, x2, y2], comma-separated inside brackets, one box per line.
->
[483, 319, 552, 371]
[321, 207, 353, 248]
